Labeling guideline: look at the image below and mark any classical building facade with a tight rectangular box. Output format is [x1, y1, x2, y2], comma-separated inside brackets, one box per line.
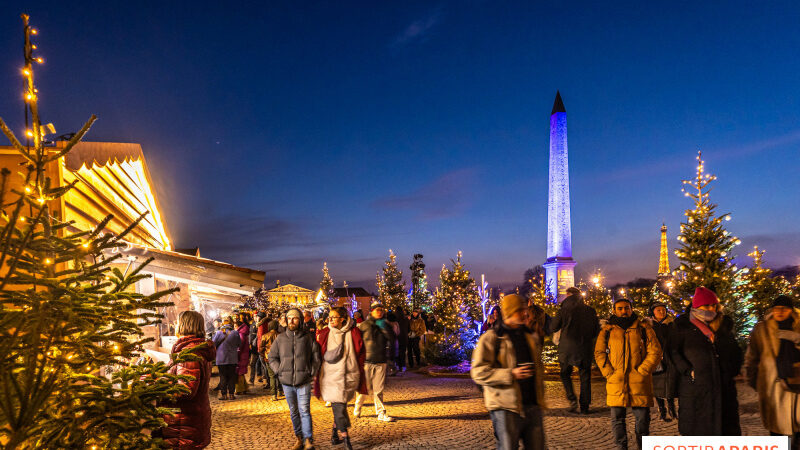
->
[268, 283, 316, 307]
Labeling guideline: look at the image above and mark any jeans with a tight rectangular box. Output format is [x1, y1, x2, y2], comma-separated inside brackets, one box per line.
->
[355, 362, 387, 415]
[217, 364, 237, 395]
[559, 361, 592, 410]
[283, 383, 313, 439]
[610, 406, 650, 450]
[331, 402, 350, 432]
[408, 337, 421, 367]
[489, 405, 545, 450]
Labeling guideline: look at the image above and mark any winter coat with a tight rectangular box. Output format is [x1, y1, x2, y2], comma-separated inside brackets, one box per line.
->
[259, 321, 279, 355]
[745, 311, 800, 435]
[471, 325, 546, 415]
[647, 315, 679, 399]
[313, 318, 368, 402]
[236, 323, 250, 375]
[268, 327, 321, 387]
[670, 312, 743, 436]
[409, 316, 427, 338]
[549, 294, 600, 366]
[358, 316, 396, 364]
[594, 316, 662, 407]
[159, 336, 215, 449]
[248, 320, 260, 350]
[255, 317, 269, 350]
[397, 314, 410, 344]
[212, 325, 241, 366]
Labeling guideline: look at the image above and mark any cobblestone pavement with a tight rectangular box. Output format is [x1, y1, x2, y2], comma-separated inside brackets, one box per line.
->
[208, 372, 765, 449]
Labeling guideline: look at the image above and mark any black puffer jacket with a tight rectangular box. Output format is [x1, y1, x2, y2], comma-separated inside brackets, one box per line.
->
[549, 294, 600, 366]
[648, 315, 679, 399]
[359, 316, 395, 364]
[268, 327, 321, 387]
[670, 311, 742, 436]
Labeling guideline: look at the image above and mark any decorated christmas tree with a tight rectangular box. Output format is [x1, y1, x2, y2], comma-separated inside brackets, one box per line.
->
[525, 268, 557, 316]
[0, 15, 191, 448]
[580, 271, 613, 320]
[427, 252, 480, 365]
[673, 152, 739, 305]
[319, 261, 334, 304]
[376, 249, 407, 312]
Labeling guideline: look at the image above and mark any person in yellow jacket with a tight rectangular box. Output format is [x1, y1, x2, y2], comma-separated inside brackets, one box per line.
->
[471, 294, 546, 450]
[595, 298, 662, 450]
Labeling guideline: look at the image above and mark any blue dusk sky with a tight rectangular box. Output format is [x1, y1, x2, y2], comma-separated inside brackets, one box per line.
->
[1, 1, 799, 290]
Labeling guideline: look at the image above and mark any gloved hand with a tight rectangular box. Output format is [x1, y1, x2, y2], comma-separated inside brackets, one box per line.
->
[775, 329, 800, 344]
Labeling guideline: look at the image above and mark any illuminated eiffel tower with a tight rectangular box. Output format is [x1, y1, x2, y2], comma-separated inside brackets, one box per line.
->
[658, 224, 670, 279]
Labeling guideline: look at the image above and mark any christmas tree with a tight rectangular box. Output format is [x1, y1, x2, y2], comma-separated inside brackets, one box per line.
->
[673, 152, 739, 305]
[376, 249, 407, 312]
[525, 267, 556, 316]
[427, 252, 480, 365]
[0, 15, 191, 448]
[580, 271, 613, 319]
[319, 261, 334, 305]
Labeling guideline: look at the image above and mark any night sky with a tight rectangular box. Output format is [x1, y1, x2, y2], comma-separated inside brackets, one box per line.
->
[1, 1, 798, 291]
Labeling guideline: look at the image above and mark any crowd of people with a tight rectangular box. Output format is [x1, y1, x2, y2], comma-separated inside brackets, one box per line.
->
[156, 303, 427, 449]
[472, 286, 800, 450]
[151, 286, 800, 450]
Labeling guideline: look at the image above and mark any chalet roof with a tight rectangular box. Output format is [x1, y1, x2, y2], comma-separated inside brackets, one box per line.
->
[269, 284, 314, 294]
[64, 141, 146, 171]
[175, 247, 201, 257]
[332, 287, 373, 298]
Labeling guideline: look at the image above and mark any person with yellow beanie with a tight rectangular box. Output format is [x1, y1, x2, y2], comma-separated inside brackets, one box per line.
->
[471, 294, 546, 449]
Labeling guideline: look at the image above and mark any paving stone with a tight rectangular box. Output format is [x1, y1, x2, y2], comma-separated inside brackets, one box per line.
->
[207, 372, 765, 449]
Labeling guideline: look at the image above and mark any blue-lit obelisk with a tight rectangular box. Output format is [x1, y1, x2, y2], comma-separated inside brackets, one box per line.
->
[543, 91, 576, 301]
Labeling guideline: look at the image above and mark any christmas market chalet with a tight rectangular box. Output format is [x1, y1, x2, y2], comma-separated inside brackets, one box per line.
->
[0, 140, 265, 360]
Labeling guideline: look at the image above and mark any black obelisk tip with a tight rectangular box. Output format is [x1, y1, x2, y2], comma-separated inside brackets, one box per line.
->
[551, 91, 566, 115]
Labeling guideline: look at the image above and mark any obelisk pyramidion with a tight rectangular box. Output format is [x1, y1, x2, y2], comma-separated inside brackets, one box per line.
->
[543, 91, 576, 301]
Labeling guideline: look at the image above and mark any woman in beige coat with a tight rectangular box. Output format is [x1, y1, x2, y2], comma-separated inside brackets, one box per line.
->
[745, 295, 800, 448]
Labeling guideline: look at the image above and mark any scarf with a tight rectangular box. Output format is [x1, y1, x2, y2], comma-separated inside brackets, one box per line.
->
[690, 309, 716, 343]
[608, 312, 638, 330]
[776, 317, 800, 380]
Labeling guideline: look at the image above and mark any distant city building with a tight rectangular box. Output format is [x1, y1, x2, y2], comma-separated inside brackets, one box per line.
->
[268, 283, 315, 306]
[332, 287, 375, 313]
[543, 91, 577, 300]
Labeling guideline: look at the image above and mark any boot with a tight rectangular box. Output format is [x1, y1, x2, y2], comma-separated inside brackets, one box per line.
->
[303, 437, 315, 450]
[271, 392, 278, 401]
[343, 436, 353, 450]
[331, 427, 342, 445]
[218, 393, 227, 401]
[656, 398, 668, 421]
[291, 437, 304, 450]
[667, 398, 678, 420]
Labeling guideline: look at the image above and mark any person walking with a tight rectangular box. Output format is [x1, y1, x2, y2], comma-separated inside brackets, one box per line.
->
[235, 314, 251, 395]
[314, 307, 368, 450]
[249, 312, 267, 385]
[385, 311, 401, 376]
[647, 301, 678, 421]
[549, 286, 599, 414]
[212, 317, 241, 400]
[260, 319, 283, 400]
[481, 306, 501, 334]
[408, 309, 427, 369]
[670, 286, 743, 436]
[355, 303, 396, 422]
[471, 294, 546, 450]
[595, 299, 662, 450]
[155, 311, 216, 449]
[396, 308, 410, 373]
[746, 295, 800, 448]
[268, 308, 321, 450]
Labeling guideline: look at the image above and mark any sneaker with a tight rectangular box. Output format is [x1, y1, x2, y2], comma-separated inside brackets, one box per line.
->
[218, 393, 228, 400]
[377, 413, 396, 422]
[567, 400, 578, 413]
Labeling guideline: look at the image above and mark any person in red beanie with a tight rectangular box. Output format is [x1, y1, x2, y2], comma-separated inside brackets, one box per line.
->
[669, 286, 743, 436]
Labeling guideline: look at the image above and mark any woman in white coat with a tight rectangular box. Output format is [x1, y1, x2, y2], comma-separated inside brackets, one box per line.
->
[314, 307, 367, 450]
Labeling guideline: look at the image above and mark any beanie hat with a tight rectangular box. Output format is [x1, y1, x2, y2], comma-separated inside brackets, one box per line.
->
[286, 308, 302, 319]
[692, 286, 719, 308]
[501, 294, 526, 320]
[649, 301, 667, 316]
[370, 301, 384, 310]
[772, 295, 795, 309]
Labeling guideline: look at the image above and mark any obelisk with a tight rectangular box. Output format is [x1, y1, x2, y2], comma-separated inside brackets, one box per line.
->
[543, 91, 576, 301]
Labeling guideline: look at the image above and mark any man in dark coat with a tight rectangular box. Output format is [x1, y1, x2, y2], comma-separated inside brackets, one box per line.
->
[670, 287, 743, 436]
[647, 302, 679, 421]
[269, 308, 322, 450]
[549, 286, 600, 413]
[396, 308, 410, 373]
